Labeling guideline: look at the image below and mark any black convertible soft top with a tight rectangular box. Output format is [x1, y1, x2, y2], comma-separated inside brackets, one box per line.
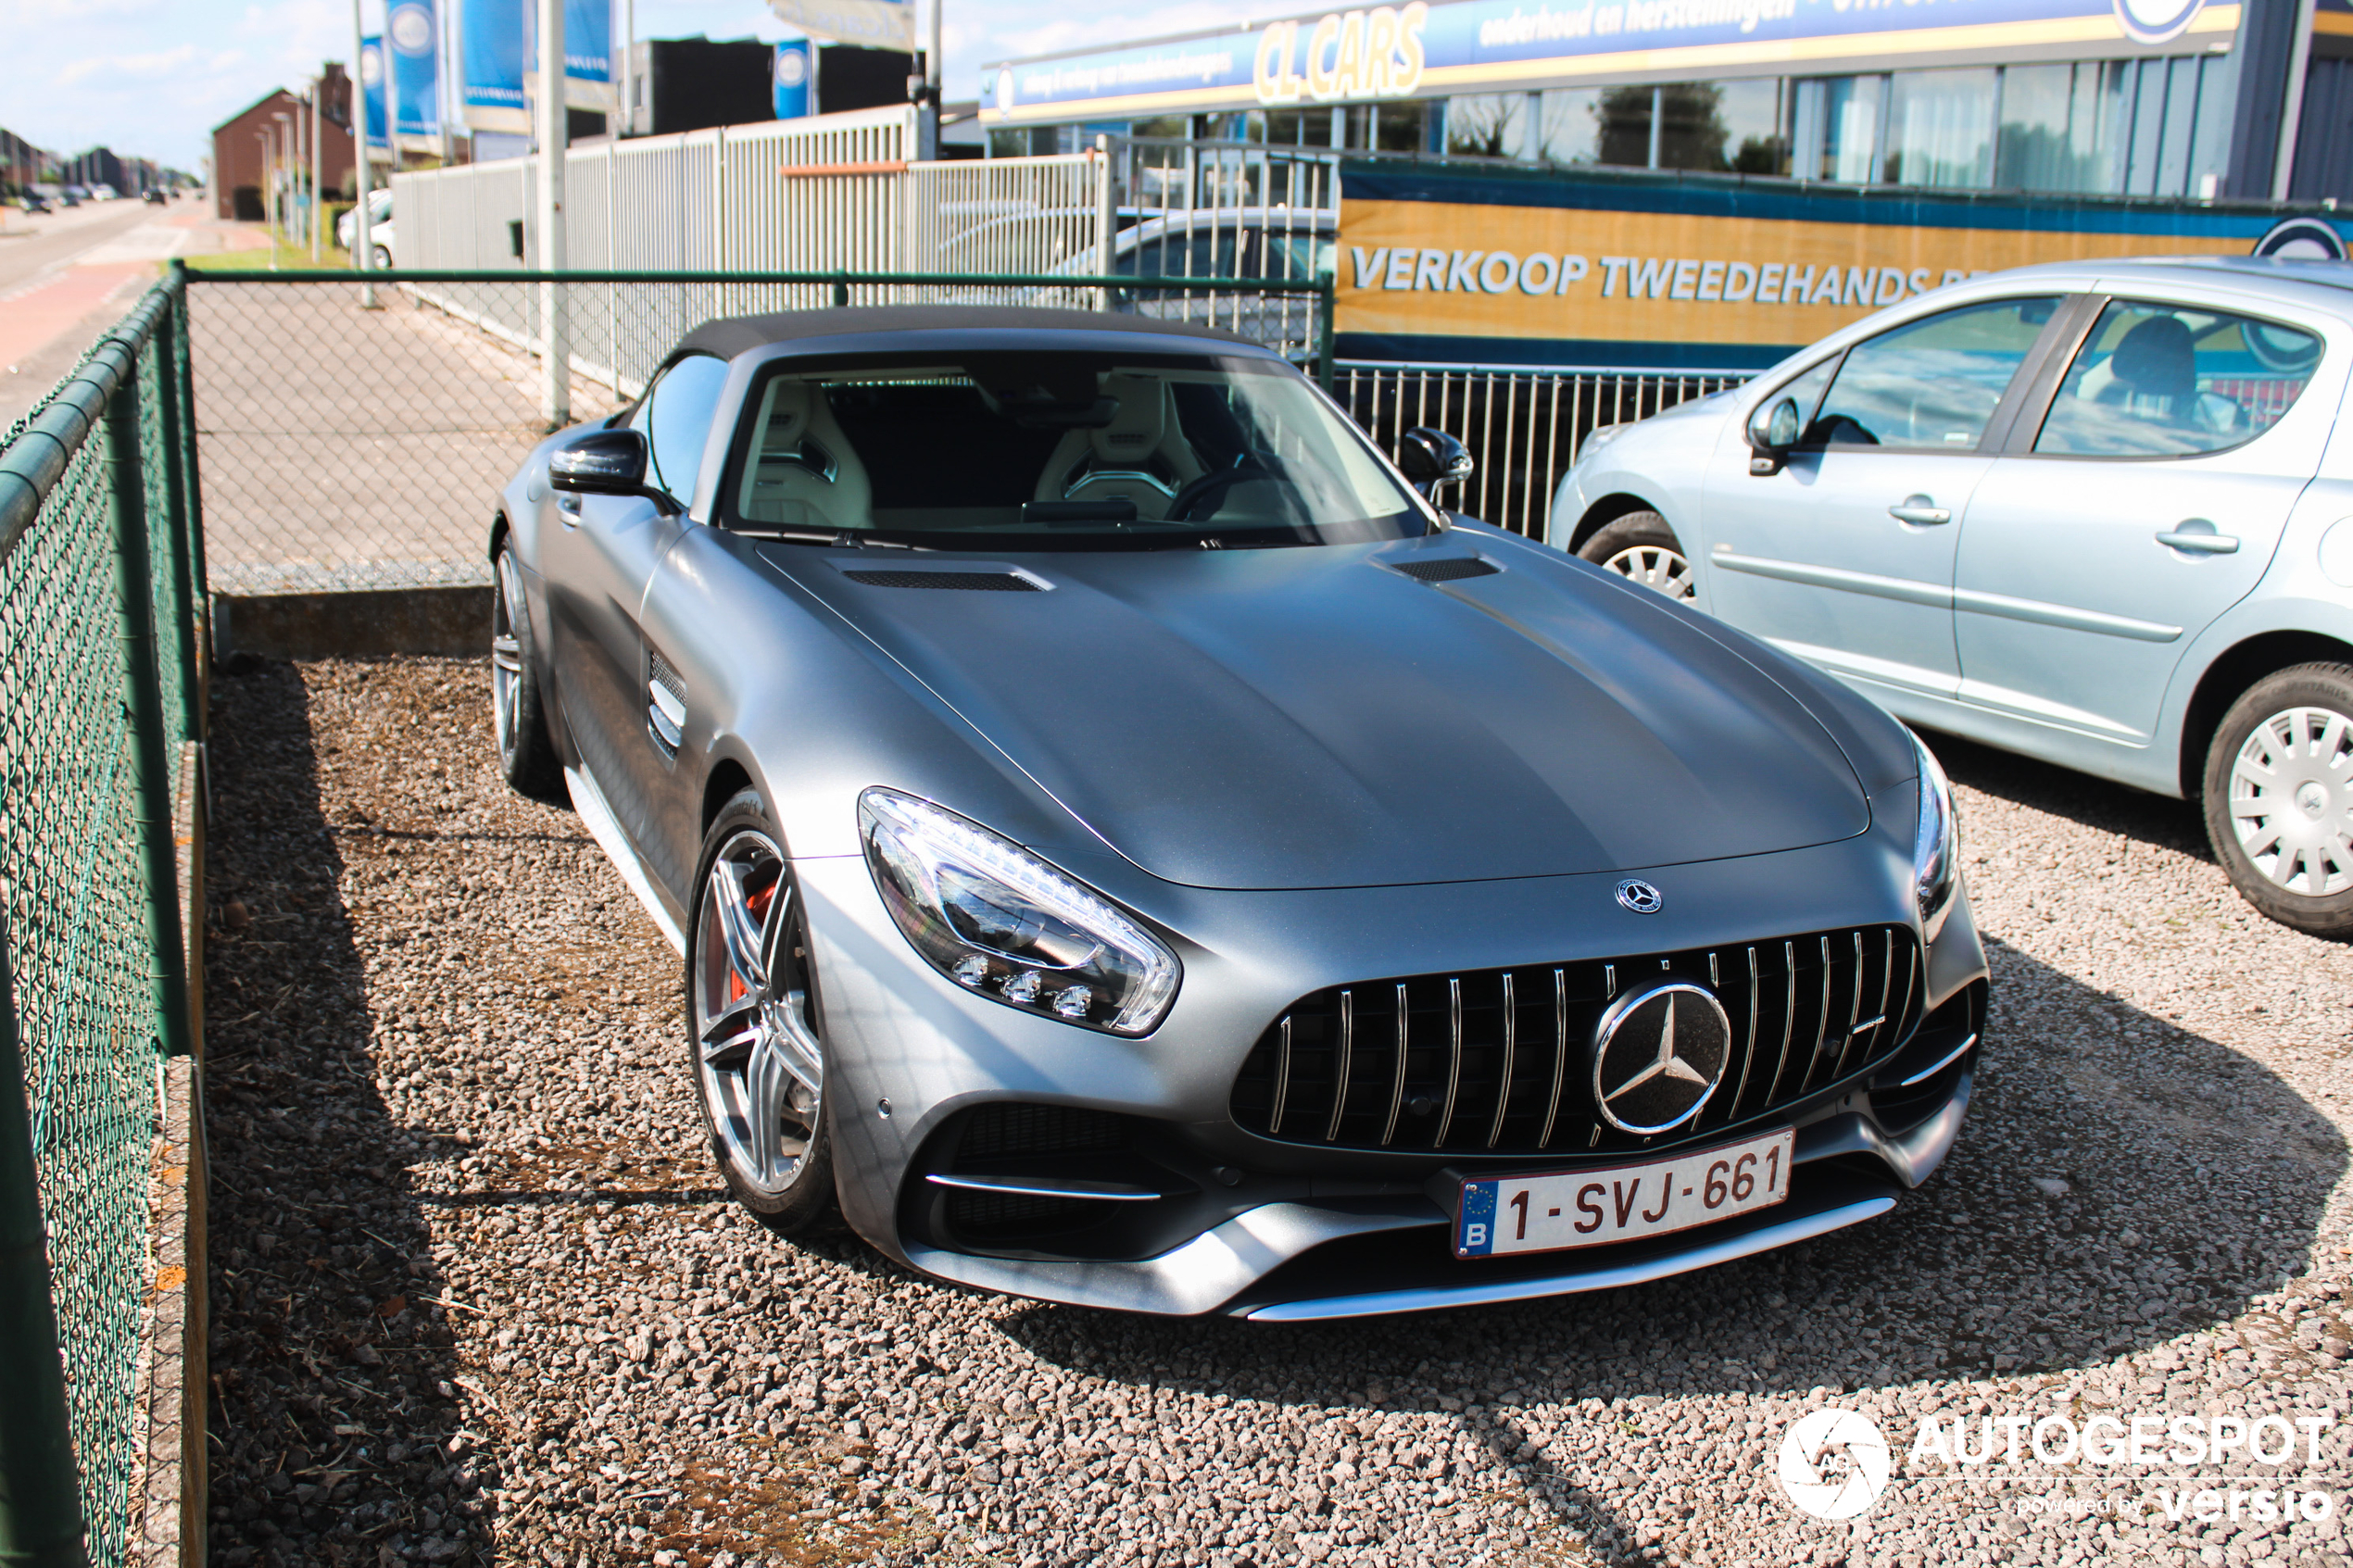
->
[674, 305, 1263, 361]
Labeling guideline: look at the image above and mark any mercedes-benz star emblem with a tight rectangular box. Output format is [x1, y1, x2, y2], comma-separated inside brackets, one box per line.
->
[1590, 981, 1732, 1135]
[1615, 878, 1664, 914]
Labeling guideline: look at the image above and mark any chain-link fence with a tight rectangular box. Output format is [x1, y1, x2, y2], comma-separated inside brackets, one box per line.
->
[0, 274, 205, 1566]
[183, 267, 1335, 595]
[1333, 362, 1752, 540]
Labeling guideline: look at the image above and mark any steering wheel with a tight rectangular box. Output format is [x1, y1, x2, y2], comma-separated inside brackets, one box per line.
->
[1167, 459, 1276, 521]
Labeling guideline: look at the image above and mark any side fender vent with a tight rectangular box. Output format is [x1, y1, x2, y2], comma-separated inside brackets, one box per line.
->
[647, 648, 686, 759]
[841, 570, 1043, 592]
[1393, 557, 1499, 583]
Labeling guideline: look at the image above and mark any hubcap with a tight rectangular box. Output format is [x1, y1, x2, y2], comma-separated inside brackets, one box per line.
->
[491, 553, 524, 765]
[2228, 705, 2353, 897]
[691, 829, 824, 1197]
[1601, 544, 1695, 602]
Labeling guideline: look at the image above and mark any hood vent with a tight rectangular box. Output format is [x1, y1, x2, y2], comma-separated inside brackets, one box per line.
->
[841, 569, 1043, 592]
[1393, 557, 1499, 583]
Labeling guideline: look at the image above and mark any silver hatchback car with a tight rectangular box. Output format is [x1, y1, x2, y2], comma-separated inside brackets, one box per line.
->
[1554, 257, 2353, 937]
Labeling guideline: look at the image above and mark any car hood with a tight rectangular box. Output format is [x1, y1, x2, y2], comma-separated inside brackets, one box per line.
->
[769, 538, 1870, 891]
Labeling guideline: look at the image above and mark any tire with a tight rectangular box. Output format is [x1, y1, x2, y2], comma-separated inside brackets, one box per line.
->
[490, 544, 564, 800]
[2201, 662, 2353, 937]
[1578, 510, 1695, 602]
[686, 788, 841, 1232]
[371, 245, 393, 270]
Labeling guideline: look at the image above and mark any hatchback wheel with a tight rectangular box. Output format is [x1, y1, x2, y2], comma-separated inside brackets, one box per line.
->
[687, 789, 840, 1230]
[1578, 510, 1694, 602]
[2202, 663, 2353, 936]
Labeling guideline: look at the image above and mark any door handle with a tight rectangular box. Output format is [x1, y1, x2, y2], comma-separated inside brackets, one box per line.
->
[2155, 528, 2238, 555]
[1888, 495, 1951, 526]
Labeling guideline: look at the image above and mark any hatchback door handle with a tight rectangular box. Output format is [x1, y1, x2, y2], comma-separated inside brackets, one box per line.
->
[2155, 528, 2238, 554]
[1888, 495, 1951, 525]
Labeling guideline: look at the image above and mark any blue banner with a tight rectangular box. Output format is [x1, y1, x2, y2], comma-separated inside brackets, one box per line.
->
[360, 35, 391, 148]
[462, 0, 527, 119]
[983, 0, 2243, 124]
[388, 0, 441, 138]
[564, 0, 611, 84]
[774, 39, 814, 119]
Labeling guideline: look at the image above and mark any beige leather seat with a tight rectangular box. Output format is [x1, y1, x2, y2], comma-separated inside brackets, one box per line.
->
[739, 380, 872, 532]
[1033, 374, 1203, 520]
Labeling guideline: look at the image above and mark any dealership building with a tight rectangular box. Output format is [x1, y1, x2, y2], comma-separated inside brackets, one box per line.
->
[981, 0, 2353, 204]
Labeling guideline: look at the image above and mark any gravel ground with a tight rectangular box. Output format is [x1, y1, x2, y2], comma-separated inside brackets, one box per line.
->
[202, 655, 2353, 1568]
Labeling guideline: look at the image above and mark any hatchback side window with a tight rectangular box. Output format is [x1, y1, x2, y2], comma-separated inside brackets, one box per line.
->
[2034, 300, 2322, 458]
[1806, 295, 2062, 451]
[631, 353, 733, 506]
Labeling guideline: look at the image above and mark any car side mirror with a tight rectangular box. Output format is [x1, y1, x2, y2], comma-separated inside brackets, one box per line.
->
[1747, 396, 1803, 476]
[1398, 426, 1475, 500]
[549, 429, 682, 516]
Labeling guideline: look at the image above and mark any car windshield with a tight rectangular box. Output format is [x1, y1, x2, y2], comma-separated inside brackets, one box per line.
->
[720, 351, 1428, 550]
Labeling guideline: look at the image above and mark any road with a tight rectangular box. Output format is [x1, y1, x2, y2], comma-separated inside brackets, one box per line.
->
[0, 197, 262, 431]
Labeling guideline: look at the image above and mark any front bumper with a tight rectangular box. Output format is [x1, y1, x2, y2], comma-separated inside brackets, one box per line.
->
[795, 833, 1988, 1319]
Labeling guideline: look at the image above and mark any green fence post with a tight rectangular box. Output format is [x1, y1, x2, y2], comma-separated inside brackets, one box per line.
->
[1317, 273, 1337, 397]
[168, 260, 209, 675]
[148, 285, 203, 746]
[102, 367, 195, 1061]
[0, 933, 88, 1568]
[832, 272, 850, 307]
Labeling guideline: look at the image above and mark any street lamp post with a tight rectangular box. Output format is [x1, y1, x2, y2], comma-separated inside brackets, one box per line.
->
[350, 0, 376, 307]
[310, 80, 324, 262]
[535, 0, 569, 426]
[272, 111, 293, 255]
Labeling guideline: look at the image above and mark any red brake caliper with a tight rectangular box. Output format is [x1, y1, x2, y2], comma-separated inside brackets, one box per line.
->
[731, 872, 779, 1004]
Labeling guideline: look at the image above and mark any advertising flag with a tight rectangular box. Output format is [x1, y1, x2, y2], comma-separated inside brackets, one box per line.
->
[773, 39, 814, 119]
[563, 0, 611, 89]
[461, 0, 530, 133]
[360, 36, 392, 148]
[388, 0, 442, 138]
[765, 0, 913, 51]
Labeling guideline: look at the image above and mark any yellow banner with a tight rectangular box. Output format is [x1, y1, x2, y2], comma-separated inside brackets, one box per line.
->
[1337, 196, 2259, 358]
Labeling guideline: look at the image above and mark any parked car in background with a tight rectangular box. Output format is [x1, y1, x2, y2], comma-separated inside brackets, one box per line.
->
[334, 188, 395, 268]
[489, 304, 1987, 1319]
[1554, 257, 2353, 936]
[19, 193, 49, 215]
[142, 189, 167, 206]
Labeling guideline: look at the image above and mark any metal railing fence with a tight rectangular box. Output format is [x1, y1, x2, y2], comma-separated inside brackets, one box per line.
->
[182, 267, 1335, 595]
[0, 274, 206, 1567]
[1333, 362, 1752, 540]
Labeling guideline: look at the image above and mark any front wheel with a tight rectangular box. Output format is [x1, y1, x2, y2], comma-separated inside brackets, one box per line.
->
[1577, 510, 1694, 602]
[686, 789, 840, 1230]
[490, 544, 563, 799]
[371, 245, 393, 270]
[2202, 663, 2353, 936]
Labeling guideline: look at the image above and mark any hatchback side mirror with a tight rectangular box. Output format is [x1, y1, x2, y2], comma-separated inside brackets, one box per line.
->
[1747, 396, 1803, 476]
[1398, 426, 1475, 500]
[550, 428, 682, 516]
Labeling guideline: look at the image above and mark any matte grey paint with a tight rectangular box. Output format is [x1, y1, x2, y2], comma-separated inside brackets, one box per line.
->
[498, 317, 1987, 1317]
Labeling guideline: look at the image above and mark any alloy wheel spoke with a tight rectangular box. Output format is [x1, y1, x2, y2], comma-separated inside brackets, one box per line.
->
[698, 993, 761, 1065]
[768, 988, 825, 1098]
[491, 633, 522, 673]
[746, 1031, 787, 1180]
[712, 860, 770, 995]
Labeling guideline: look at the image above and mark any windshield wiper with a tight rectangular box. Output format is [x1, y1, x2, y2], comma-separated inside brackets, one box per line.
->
[729, 524, 926, 550]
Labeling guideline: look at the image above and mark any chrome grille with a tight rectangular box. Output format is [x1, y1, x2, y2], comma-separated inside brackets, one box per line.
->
[1229, 925, 1921, 1157]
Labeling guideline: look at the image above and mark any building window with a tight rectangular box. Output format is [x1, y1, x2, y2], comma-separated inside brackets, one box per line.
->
[1446, 94, 1526, 158]
[1995, 62, 2124, 193]
[1883, 68, 1997, 187]
[1537, 87, 1602, 164]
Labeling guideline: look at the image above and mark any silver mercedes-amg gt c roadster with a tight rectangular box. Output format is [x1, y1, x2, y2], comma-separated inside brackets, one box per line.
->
[487, 306, 1989, 1321]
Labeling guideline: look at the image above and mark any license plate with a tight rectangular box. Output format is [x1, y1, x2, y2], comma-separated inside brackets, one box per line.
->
[1454, 1127, 1794, 1259]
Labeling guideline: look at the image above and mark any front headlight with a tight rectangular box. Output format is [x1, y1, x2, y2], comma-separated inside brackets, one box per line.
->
[1911, 734, 1959, 938]
[859, 788, 1181, 1035]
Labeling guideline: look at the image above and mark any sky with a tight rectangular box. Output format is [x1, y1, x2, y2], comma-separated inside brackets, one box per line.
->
[0, 0, 1274, 175]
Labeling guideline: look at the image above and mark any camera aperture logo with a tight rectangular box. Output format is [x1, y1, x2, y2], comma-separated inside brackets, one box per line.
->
[1779, 1409, 1894, 1519]
[1775, 1405, 2339, 1524]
